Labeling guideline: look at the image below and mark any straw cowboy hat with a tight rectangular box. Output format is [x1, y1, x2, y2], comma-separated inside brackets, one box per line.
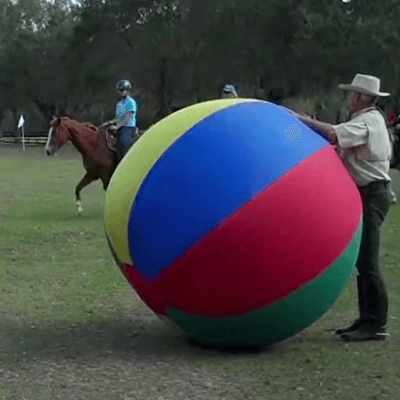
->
[338, 74, 390, 97]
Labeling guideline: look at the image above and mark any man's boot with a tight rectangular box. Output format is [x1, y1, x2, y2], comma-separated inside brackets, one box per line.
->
[335, 275, 366, 335]
[340, 274, 389, 341]
[340, 324, 389, 341]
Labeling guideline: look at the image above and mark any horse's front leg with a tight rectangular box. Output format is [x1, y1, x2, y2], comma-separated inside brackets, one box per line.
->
[75, 172, 96, 213]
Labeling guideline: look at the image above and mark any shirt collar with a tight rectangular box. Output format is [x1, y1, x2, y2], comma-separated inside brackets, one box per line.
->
[119, 95, 130, 103]
[351, 106, 376, 119]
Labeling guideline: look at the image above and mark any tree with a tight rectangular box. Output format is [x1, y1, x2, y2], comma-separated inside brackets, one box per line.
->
[2, 0, 400, 131]
[0, 0, 80, 125]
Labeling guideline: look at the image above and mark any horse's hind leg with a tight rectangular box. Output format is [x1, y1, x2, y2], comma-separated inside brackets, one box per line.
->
[75, 172, 96, 213]
[101, 167, 114, 191]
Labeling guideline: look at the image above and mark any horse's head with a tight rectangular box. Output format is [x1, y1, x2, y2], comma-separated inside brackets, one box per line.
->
[45, 116, 70, 156]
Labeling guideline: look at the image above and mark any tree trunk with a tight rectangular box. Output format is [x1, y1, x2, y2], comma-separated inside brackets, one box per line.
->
[32, 98, 57, 123]
[0, 111, 3, 137]
[10, 107, 19, 137]
[156, 57, 171, 120]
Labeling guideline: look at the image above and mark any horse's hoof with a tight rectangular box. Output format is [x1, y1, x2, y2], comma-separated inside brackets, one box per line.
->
[76, 201, 83, 214]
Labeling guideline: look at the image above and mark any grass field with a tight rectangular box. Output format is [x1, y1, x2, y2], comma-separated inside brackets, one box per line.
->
[1, 144, 400, 400]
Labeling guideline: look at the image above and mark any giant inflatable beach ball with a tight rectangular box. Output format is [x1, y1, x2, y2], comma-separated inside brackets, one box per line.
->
[104, 99, 362, 346]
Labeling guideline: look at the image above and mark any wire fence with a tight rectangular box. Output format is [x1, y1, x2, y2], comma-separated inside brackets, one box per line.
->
[0, 129, 145, 146]
[0, 136, 47, 145]
[0, 131, 47, 145]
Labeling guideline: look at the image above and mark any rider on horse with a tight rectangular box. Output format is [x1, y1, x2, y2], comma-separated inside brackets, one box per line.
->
[101, 79, 138, 163]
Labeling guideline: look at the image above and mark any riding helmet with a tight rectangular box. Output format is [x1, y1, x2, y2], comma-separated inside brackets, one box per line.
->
[222, 84, 237, 94]
[116, 79, 132, 91]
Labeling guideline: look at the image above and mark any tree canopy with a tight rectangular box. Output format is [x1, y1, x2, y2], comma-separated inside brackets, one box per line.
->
[1, 0, 400, 132]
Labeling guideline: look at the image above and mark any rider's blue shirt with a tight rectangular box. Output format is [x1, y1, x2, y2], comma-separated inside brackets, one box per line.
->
[116, 96, 137, 127]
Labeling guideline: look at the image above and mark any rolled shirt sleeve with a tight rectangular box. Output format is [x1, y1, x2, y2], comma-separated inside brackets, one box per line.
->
[334, 117, 368, 149]
[126, 97, 136, 114]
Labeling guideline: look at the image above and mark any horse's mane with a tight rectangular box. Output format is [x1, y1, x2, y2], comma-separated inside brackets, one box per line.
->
[83, 123, 99, 131]
[50, 115, 99, 131]
[64, 115, 99, 131]
[49, 115, 78, 125]
[64, 114, 79, 121]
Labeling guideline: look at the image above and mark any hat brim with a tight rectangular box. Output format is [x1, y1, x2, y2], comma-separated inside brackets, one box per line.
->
[338, 84, 390, 97]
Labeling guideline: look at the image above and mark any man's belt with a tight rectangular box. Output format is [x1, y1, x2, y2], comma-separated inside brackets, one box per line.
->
[360, 181, 390, 190]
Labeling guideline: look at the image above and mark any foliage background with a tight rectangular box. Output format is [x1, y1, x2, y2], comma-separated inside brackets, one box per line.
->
[1, 0, 399, 133]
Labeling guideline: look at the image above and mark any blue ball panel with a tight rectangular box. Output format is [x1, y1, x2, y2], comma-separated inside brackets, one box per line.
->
[128, 102, 328, 280]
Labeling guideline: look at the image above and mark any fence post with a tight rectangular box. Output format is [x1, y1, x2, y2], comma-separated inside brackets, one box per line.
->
[17, 115, 25, 151]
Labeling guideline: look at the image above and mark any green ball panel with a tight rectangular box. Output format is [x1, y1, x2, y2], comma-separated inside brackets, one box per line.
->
[168, 223, 362, 346]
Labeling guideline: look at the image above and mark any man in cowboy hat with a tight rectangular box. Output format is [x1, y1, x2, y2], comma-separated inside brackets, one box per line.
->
[298, 73, 392, 341]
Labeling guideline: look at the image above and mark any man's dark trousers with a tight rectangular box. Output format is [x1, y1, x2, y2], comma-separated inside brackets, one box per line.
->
[356, 180, 391, 328]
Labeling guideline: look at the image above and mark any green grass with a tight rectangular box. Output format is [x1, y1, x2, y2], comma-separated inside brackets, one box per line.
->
[1, 145, 400, 400]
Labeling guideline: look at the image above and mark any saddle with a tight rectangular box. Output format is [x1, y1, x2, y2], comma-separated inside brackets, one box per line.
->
[105, 128, 118, 153]
[104, 126, 141, 153]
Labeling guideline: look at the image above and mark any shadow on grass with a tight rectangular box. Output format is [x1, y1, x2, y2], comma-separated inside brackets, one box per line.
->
[1, 315, 286, 363]
[1, 317, 171, 360]
[183, 336, 270, 354]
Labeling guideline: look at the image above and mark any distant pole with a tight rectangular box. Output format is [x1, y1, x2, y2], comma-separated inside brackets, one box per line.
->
[17, 115, 25, 151]
[21, 125, 26, 152]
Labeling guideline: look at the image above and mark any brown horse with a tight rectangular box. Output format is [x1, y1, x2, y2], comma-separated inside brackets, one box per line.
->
[45, 116, 116, 213]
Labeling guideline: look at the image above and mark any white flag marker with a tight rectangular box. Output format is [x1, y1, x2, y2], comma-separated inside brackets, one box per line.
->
[17, 115, 25, 128]
[17, 115, 26, 151]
